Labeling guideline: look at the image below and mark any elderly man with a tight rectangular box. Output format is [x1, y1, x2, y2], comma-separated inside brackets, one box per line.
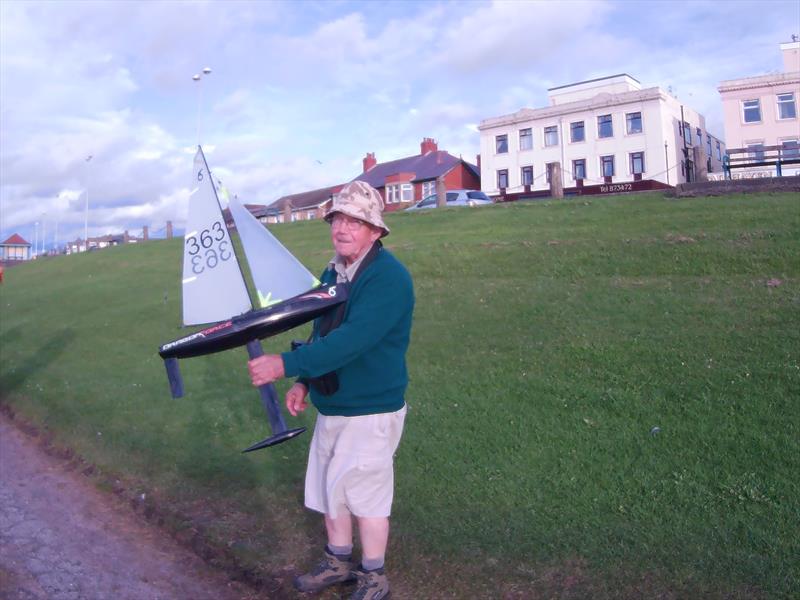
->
[248, 180, 414, 600]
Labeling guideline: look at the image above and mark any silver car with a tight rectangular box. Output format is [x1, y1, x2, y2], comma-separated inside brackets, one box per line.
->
[405, 189, 493, 211]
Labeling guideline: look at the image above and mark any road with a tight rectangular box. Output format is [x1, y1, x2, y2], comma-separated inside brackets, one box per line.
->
[0, 414, 253, 600]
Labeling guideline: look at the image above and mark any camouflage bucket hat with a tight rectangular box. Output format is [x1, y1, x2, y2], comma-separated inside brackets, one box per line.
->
[325, 180, 390, 237]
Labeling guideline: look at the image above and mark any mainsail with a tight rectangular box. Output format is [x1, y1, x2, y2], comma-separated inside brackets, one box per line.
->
[226, 190, 320, 307]
[182, 148, 252, 325]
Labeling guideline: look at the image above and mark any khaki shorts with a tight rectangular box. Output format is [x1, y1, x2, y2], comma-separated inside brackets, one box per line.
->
[305, 405, 407, 519]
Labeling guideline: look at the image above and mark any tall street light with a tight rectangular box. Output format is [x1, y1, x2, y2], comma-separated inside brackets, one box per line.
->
[41, 213, 46, 255]
[193, 67, 212, 147]
[84, 154, 92, 250]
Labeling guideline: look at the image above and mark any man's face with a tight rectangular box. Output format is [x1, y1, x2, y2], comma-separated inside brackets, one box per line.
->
[329, 212, 382, 265]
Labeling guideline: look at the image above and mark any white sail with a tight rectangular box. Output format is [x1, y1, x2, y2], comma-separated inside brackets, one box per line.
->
[181, 147, 252, 325]
[226, 190, 320, 307]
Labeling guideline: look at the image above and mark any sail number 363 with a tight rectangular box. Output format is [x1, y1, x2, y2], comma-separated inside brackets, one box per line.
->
[186, 221, 231, 274]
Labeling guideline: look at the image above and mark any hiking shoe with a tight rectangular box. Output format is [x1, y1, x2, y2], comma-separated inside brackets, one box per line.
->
[350, 567, 391, 600]
[293, 548, 356, 593]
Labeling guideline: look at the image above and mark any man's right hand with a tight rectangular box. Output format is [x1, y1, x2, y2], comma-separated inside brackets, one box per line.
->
[286, 382, 309, 417]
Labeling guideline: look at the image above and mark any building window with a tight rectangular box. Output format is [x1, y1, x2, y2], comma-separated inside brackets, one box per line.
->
[781, 139, 800, 158]
[572, 159, 586, 180]
[716, 141, 722, 160]
[496, 134, 508, 154]
[521, 165, 533, 186]
[519, 128, 533, 151]
[601, 155, 615, 177]
[386, 183, 414, 203]
[682, 122, 692, 145]
[422, 180, 436, 198]
[777, 93, 797, 119]
[544, 125, 558, 147]
[706, 135, 712, 157]
[598, 114, 613, 138]
[630, 152, 645, 175]
[743, 99, 761, 123]
[570, 121, 585, 142]
[747, 143, 765, 162]
[626, 112, 642, 134]
[497, 169, 508, 189]
[306, 211, 315, 220]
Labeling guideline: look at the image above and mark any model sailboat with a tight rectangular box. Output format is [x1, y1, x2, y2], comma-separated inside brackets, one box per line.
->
[159, 146, 346, 452]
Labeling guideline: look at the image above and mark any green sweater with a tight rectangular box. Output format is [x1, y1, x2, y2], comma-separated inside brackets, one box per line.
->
[281, 247, 414, 416]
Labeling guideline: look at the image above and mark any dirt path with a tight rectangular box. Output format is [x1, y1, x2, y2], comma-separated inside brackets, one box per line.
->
[0, 415, 257, 600]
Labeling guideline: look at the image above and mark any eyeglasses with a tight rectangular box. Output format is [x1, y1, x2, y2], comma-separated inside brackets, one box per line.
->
[330, 214, 366, 231]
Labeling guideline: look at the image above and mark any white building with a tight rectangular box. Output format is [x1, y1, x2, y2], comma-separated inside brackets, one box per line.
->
[717, 40, 800, 178]
[478, 74, 725, 197]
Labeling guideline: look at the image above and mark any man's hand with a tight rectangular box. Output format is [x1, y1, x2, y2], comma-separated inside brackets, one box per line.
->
[285, 382, 309, 417]
[248, 354, 285, 387]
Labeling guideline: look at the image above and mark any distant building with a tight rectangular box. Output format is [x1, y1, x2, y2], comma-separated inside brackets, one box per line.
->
[0, 234, 32, 261]
[717, 40, 800, 176]
[264, 138, 481, 220]
[351, 138, 481, 212]
[478, 74, 725, 198]
[264, 184, 344, 224]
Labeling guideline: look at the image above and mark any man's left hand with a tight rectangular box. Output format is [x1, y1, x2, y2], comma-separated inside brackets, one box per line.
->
[248, 354, 285, 387]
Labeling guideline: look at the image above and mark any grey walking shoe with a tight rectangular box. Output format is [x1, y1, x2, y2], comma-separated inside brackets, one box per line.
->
[293, 548, 356, 593]
[350, 567, 391, 600]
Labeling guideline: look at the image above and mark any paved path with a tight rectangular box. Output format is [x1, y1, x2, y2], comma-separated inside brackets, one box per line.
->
[0, 416, 252, 600]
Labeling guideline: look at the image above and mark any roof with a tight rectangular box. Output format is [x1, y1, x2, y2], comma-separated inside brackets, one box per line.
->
[268, 183, 345, 211]
[221, 203, 269, 224]
[548, 73, 640, 92]
[479, 86, 664, 130]
[1, 234, 31, 246]
[352, 151, 475, 188]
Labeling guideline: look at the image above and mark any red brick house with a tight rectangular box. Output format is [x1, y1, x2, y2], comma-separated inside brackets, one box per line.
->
[352, 138, 481, 212]
[265, 183, 345, 224]
[0, 234, 32, 261]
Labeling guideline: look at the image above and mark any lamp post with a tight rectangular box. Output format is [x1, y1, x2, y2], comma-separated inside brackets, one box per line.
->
[33, 221, 38, 258]
[84, 154, 92, 251]
[41, 213, 46, 255]
[193, 66, 212, 147]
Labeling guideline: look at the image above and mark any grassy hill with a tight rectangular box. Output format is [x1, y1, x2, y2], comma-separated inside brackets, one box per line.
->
[1, 192, 798, 598]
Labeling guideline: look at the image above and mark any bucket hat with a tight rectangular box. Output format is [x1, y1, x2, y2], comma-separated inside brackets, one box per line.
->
[324, 180, 390, 237]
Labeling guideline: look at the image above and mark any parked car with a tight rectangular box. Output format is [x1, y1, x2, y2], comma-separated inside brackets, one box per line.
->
[405, 189, 493, 211]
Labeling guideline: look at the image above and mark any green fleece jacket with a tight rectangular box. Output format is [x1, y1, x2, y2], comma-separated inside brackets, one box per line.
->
[281, 247, 414, 416]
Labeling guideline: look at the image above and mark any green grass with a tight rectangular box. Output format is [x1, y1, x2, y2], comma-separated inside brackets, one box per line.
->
[1, 192, 798, 598]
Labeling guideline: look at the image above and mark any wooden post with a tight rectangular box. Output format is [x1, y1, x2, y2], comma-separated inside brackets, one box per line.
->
[283, 201, 292, 223]
[166, 221, 173, 239]
[436, 177, 447, 208]
[549, 163, 564, 199]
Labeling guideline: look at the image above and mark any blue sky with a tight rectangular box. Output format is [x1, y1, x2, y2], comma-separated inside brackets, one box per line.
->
[0, 0, 796, 249]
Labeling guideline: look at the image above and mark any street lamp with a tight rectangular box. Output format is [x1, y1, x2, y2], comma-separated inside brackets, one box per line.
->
[85, 154, 92, 251]
[41, 213, 46, 255]
[193, 67, 212, 147]
[34, 221, 38, 258]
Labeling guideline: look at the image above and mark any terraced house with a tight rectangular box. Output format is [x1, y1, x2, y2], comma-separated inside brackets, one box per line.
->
[478, 74, 725, 198]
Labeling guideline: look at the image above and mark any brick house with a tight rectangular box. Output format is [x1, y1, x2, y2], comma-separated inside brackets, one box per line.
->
[352, 138, 481, 212]
[264, 183, 345, 224]
[0, 234, 32, 261]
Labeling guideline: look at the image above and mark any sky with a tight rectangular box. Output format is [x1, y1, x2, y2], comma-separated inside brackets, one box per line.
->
[0, 0, 796, 250]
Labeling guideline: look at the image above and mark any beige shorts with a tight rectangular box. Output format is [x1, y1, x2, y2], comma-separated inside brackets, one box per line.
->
[305, 405, 407, 519]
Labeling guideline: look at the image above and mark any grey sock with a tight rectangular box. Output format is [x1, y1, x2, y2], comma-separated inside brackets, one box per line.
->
[327, 543, 353, 558]
[361, 556, 384, 571]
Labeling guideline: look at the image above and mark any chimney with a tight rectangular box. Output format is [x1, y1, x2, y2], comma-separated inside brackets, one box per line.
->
[420, 137, 438, 155]
[143, 225, 149, 241]
[124, 230, 130, 243]
[166, 221, 173, 239]
[363, 152, 377, 172]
